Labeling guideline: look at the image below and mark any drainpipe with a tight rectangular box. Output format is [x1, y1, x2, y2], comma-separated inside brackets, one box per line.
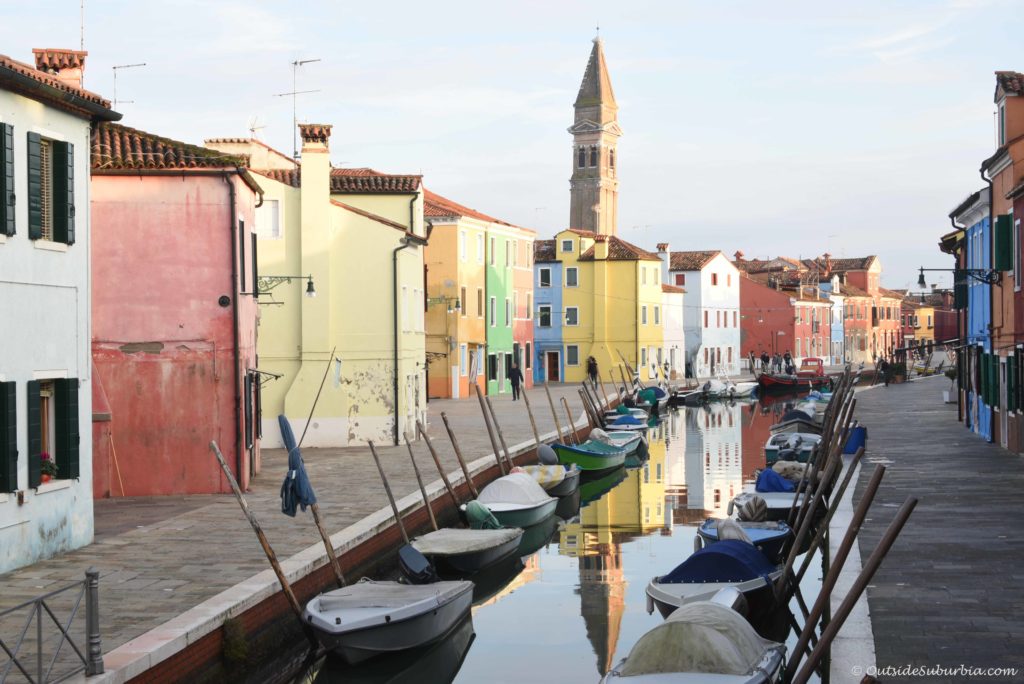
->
[393, 235, 415, 446]
[980, 165, 996, 432]
[951, 214, 965, 422]
[222, 172, 243, 484]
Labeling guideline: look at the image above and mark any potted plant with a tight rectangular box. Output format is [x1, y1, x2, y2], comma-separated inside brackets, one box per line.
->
[891, 361, 907, 383]
[40, 452, 58, 483]
[944, 368, 957, 403]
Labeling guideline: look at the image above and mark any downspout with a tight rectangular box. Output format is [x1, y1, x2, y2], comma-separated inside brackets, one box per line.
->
[394, 235, 414, 446]
[980, 164, 996, 433]
[635, 260, 640, 380]
[951, 214, 965, 423]
[222, 172, 243, 484]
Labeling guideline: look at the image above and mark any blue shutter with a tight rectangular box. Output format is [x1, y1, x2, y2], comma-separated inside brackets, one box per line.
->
[55, 378, 80, 480]
[52, 141, 75, 245]
[27, 381, 41, 487]
[1, 123, 13, 236]
[0, 383, 16, 493]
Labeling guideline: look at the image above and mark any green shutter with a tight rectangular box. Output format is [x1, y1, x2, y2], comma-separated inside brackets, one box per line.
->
[26, 132, 41, 239]
[52, 141, 74, 245]
[995, 214, 1013, 271]
[954, 281, 967, 309]
[0, 383, 16, 493]
[1, 123, 14, 236]
[55, 378, 80, 480]
[27, 380, 41, 487]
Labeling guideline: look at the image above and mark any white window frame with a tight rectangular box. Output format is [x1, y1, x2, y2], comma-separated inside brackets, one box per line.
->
[489, 296, 496, 327]
[642, 268, 647, 285]
[513, 239, 518, 267]
[566, 345, 580, 366]
[527, 294, 532, 320]
[490, 237, 496, 266]
[1015, 218, 1021, 292]
[255, 199, 282, 239]
[539, 267, 552, 288]
[561, 239, 574, 253]
[565, 267, 579, 288]
[505, 297, 511, 327]
[565, 306, 579, 326]
[460, 231, 467, 261]
[538, 305, 552, 328]
[460, 344, 468, 376]
[654, 306, 660, 325]
[641, 305, 648, 325]
[477, 234, 485, 263]
[513, 291, 519, 321]
[505, 240, 510, 267]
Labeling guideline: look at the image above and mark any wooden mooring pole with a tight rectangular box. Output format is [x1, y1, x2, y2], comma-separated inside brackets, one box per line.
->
[441, 412, 479, 498]
[416, 420, 461, 509]
[404, 436, 438, 531]
[544, 383, 566, 444]
[484, 395, 516, 471]
[367, 441, 410, 545]
[474, 384, 507, 475]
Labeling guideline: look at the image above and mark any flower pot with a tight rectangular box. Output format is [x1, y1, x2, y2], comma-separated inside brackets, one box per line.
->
[40, 474, 51, 484]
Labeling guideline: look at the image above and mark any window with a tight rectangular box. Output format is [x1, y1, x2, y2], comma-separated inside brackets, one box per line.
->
[654, 306, 660, 325]
[527, 294, 532, 320]
[567, 345, 580, 366]
[477, 288, 484, 317]
[505, 240, 510, 267]
[505, 298, 511, 326]
[704, 310, 709, 328]
[566, 267, 578, 287]
[561, 239, 574, 253]
[655, 270, 659, 285]
[477, 234, 484, 263]
[566, 306, 579, 326]
[1016, 219, 1021, 290]
[727, 273, 731, 287]
[577, 147, 586, 168]
[460, 344, 468, 376]
[716, 311, 721, 327]
[641, 305, 648, 324]
[711, 273, 718, 286]
[609, 148, 615, 169]
[641, 347, 647, 366]
[25, 378, 80, 487]
[27, 133, 75, 245]
[796, 338, 801, 357]
[589, 146, 598, 167]
[728, 347, 733, 363]
[526, 343, 532, 369]
[538, 305, 552, 327]
[488, 354, 498, 381]
[490, 237, 495, 265]
[513, 239, 518, 266]
[0, 381, 16, 492]
[999, 102, 1007, 146]
[704, 348, 709, 363]
[675, 273, 685, 286]
[927, 315, 933, 328]
[642, 268, 647, 285]
[513, 292, 518, 320]
[1, 123, 14, 237]
[459, 231, 467, 261]
[477, 346, 485, 376]
[255, 199, 281, 239]
[539, 267, 552, 288]
[732, 311, 737, 327]
[489, 296, 496, 327]
[460, 287, 467, 317]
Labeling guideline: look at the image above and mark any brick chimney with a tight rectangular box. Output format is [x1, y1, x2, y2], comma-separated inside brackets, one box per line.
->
[734, 250, 745, 262]
[822, 252, 832, 276]
[594, 234, 609, 260]
[32, 49, 87, 89]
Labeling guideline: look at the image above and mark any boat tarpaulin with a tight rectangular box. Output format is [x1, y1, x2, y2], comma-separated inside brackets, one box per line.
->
[755, 468, 795, 493]
[659, 540, 776, 584]
[477, 473, 552, 506]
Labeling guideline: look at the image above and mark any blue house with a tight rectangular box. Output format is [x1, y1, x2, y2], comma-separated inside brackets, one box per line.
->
[819, 275, 845, 364]
[533, 240, 564, 382]
[951, 188, 993, 441]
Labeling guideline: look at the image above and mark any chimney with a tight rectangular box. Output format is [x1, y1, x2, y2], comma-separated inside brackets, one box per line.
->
[823, 252, 832, 276]
[594, 234, 609, 260]
[734, 250, 745, 262]
[32, 49, 87, 89]
[657, 242, 670, 284]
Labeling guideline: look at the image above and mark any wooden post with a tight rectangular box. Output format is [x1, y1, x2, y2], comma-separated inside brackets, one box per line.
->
[597, 377, 611, 408]
[520, 389, 543, 450]
[367, 441, 410, 545]
[474, 383, 507, 475]
[485, 395, 516, 471]
[608, 370, 621, 401]
[544, 383, 566, 444]
[209, 441, 314, 644]
[404, 436, 438, 531]
[440, 412, 478, 498]
[577, 388, 597, 428]
[310, 503, 346, 588]
[618, 365, 631, 396]
[416, 421, 461, 509]
[775, 457, 839, 599]
[560, 396, 578, 444]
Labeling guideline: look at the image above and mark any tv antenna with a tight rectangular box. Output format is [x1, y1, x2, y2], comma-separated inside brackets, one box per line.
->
[112, 62, 146, 108]
[248, 116, 266, 139]
[274, 58, 321, 159]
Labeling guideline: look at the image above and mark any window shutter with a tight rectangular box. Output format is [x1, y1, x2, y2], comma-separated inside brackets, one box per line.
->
[26, 132, 42, 239]
[244, 373, 254, 450]
[1, 123, 14, 236]
[27, 380, 41, 487]
[995, 215, 1013, 272]
[52, 141, 75, 245]
[55, 378, 80, 480]
[954, 281, 967, 309]
[0, 382, 16, 493]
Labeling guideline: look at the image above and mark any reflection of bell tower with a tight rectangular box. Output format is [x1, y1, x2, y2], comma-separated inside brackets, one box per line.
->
[569, 37, 622, 235]
[579, 543, 626, 676]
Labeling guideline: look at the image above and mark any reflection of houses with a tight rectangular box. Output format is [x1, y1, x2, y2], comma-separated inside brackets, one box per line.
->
[693, 402, 744, 518]
[470, 554, 541, 612]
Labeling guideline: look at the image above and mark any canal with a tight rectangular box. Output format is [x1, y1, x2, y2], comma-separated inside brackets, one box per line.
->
[306, 394, 825, 683]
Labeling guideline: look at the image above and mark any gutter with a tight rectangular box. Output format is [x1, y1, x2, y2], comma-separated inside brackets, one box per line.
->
[0, 65, 121, 122]
[92, 167, 264, 200]
[979, 164, 995, 358]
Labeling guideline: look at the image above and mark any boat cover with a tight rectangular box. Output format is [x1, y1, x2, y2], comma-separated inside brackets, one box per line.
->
[561, 440, 626, 455]
[315, 580, 472, 633]
[588, 428, 614, 445]
[464, 501, 502, 529]
[755, 469, 795, 493]
[780, 409, 813, 423]
[609, 414, 644, 426]
[412, 528, 522, 555]
[517, 465, 566, 488]
[714, 519, 752, 544]
[659, 540, 776, 584]
[477, 473, 552, 506]
[617, 601, 783, 676]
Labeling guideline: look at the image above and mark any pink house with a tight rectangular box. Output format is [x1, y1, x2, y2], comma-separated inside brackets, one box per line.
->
[90, 122, 263, 496]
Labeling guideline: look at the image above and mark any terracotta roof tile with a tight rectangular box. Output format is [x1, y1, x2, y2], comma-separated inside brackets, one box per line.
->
[801, 256, 877, 273]
[205, 137, 297, 167]
[423, 189, 507, 225]
[0, 52, 112, 112]
[838, 283, 871, 298]
[662, 284, 685, 294]
[669, 250, 721, 271]
[92, 122, 245, 171]
[252, 168, 300, 187]
[878, 287, 904, 300]
[535, 239, 557, 262]
[330, 199, 408, 232]
[996, 70, 1024, 96]
[299, 123, 332, 143]
[579, 235, 661, 261]
[32, 48, 87, 71]
[331, 167, 421, 193]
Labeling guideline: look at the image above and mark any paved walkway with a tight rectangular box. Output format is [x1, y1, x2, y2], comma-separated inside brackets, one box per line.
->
[0, 383, 594, 666]
[852, 376, 1024, 683]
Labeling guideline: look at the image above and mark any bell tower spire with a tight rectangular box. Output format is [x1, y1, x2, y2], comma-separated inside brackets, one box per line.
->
[568, 37, 621, 235]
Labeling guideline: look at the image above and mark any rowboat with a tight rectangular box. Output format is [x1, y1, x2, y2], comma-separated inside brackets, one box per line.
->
[696, 519, 792, 564]
[603, 414, 651, 432]
[588, 428, 644, 456]
[515, 464, 581, 497]
[304, 579, 474, 664]
[411, 527, 524, 575]
[729, 491, 808, 522]
[603, 407, 648, 421]
[645, 540, 782, 619]
[552, 440, 627, 475]
[467, 473, 558, 528]
[764, 432, 821, 464]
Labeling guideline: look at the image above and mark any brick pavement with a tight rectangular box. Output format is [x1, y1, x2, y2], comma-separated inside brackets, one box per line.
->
[0, 383, 595, 667]
[853, 376, 1024, 683]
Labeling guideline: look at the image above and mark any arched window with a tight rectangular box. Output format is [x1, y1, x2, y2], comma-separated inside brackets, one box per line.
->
[589, 146, 598, 167]
[609, 148, 615, 169]
[577, 147, 586, 168]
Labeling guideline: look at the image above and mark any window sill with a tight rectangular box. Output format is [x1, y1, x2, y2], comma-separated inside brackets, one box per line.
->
[34, 240, 69, 253]
[36, 479, 73, 494]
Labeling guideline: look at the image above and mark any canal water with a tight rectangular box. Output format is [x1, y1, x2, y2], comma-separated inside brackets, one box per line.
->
[306, 394, 825, 683]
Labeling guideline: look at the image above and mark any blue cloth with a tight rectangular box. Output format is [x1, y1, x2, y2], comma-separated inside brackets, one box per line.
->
[610, 414, 643, 426]
[755, 468, 796, 493]
[660, 540, 777, 584]
[279, 415, 317, 516]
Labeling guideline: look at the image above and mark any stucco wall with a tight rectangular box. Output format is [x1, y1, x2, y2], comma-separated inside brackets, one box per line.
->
[675, 254, 740, 377]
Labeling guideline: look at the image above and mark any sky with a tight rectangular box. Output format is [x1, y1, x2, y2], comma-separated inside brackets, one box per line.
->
[3, 0, 1022, 289]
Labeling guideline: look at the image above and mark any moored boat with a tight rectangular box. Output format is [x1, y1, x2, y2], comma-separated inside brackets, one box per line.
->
[411, 527, 524, 575]
[697, 519, 792, 565]
[552, 440, 627, 474]
[467, 473, 558, 528]
[515, 464, 581, 497]
[764, 432, 821, 464]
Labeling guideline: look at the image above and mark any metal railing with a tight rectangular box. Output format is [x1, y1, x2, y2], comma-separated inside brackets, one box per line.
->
[0, 568, 102, 683]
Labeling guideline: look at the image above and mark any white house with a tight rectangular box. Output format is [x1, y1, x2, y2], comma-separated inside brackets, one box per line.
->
[0, 49, 119, 573]
[661, 283, 686, 380]
[658, 245, 741, 378]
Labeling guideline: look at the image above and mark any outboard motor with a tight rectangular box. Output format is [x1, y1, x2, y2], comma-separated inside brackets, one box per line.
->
[538, 443, 558, 465]
[398, 545, 438, 585]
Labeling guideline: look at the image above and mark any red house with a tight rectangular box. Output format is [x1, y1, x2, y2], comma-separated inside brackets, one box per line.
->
[90, 123, 263, 496]
[738, 272, 832, 363]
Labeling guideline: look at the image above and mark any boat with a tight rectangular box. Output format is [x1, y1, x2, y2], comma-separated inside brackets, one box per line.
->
[516, 513, 560, 556]
[466, 473, 558, 528]
[645, 540, 782, 619]
[411, 527, 524, 575]
[602, 600, 786, 684]
[764, 432, 822, 464]
[603, 413, 651, 432]
[552, 440, 627, 474]
[603, 407, 648, 421]
[304, 579, 474, 664]
[757, 357, 832, 393]
[729, 491, 807, 522]
[588, 428, 644, 456]
[696, 519, 792, 565]
[515, 464, 581, 497]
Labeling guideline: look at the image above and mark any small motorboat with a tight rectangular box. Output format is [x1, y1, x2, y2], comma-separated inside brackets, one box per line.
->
[411, 527, 524, 575]
[552, 440, 627, 475]
[515, 464, 581, 497]
[697, 519, 792, 565]
[603, 407, 648, 421]
[603, 600, 786, 683]
[465, 473, 558, 528]
[588, 428, 644, 456]
[604, 413, 651, 432]
[645, 540, 782, 619]
[764, 432, 822, 464]
[304, 579, 474, 664]
[729, 490, 809, 522]
[768, 415, 822, 435]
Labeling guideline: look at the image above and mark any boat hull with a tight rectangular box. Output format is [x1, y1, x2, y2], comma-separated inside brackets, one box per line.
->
[425, 531, 524, 576]
[646, 573, 781, 621]
[553, 443, 627, 472]
[489, 497, 558, 528]
[696, 520, 792, 565]
[546, 467, 581, 497]
[757, 374, 830, 393]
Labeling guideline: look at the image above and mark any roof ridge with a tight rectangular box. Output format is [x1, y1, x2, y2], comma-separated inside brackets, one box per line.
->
[92, 121, 246, 171]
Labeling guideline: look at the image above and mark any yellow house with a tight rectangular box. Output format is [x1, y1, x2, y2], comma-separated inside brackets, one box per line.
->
[555, 229, 664, 383]
[206, 125, 426, 448]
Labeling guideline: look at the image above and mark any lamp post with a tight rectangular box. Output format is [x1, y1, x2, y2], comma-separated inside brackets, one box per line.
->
[917, 266, 998, 287]
[256, 274, 317, 298]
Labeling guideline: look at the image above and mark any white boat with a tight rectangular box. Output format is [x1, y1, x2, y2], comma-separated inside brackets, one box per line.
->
[304, 579, 474, 664]
[729, 491, 807, 522]
[466, 473, 558, 528]
[604, 407, 649, 421]
[603, 600, 786, 683]
[411, 527, 523, 575]
[763, 432, 821, 463]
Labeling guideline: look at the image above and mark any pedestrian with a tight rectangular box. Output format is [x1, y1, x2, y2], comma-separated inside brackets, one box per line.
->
[760, 351, 770, 372]
[509, 362, 524, 400]
[772, 353, 782, 374]
[587, 356, 598, 385]
[880, 357, 891, 387]
[783, 350, 792, 369]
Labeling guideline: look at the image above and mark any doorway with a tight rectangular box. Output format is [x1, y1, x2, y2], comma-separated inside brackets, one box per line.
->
[545, 351, 560, 382]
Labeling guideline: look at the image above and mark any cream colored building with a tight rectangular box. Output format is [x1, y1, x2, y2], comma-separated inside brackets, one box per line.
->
[207, 126, 426, 447]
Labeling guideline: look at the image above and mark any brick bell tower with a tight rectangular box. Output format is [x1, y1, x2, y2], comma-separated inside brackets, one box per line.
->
[568, 37, 622, 236]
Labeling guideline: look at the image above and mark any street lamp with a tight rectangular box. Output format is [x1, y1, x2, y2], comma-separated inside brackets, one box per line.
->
[917, 266, 998, 287]
[257, 274, 317, 298]
[427, 296, 461, 313]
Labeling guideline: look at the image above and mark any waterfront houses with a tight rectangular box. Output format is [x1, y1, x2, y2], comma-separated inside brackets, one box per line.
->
[206, 126, 427, 448]
[91, 123, 262, 496]
[486, 221, 536, 395]
[533, 239, 564, 382]
[737, 271, 832, 365]
[661, 284, 686, 381]
[0, 49, 120, 573]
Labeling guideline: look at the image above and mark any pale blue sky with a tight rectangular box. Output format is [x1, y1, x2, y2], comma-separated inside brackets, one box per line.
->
[3, 0, 1021, 288]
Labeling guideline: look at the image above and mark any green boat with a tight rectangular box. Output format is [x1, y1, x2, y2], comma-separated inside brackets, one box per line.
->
[552, 440, 627, 474]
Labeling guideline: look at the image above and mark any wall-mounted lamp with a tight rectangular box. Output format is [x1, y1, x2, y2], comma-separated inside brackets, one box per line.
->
[427, 296, 461, 313]
[257, 274, 317, 298]
[917, 266, 998, 287]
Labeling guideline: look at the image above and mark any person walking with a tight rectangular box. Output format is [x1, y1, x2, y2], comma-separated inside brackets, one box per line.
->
[772, 353, 782, 374]
[760, 351, 770, 372]
[509, 362, 524, 400]
[880, 357, 891, 387]
[783, 350, 793, 374]
[587, 356, 599, 385]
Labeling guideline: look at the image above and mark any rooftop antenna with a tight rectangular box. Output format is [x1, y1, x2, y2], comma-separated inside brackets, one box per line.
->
[274, 58, 321, 159]
[112, 62, 146, 108]
[248, 116, 266, 140]
[80, 0, 85, 51]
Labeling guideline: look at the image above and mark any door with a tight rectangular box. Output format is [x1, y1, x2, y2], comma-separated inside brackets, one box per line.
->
[546, 351, 560, 382]
[498, 353, 507, 393]
[1000, 357, 1008, 447]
